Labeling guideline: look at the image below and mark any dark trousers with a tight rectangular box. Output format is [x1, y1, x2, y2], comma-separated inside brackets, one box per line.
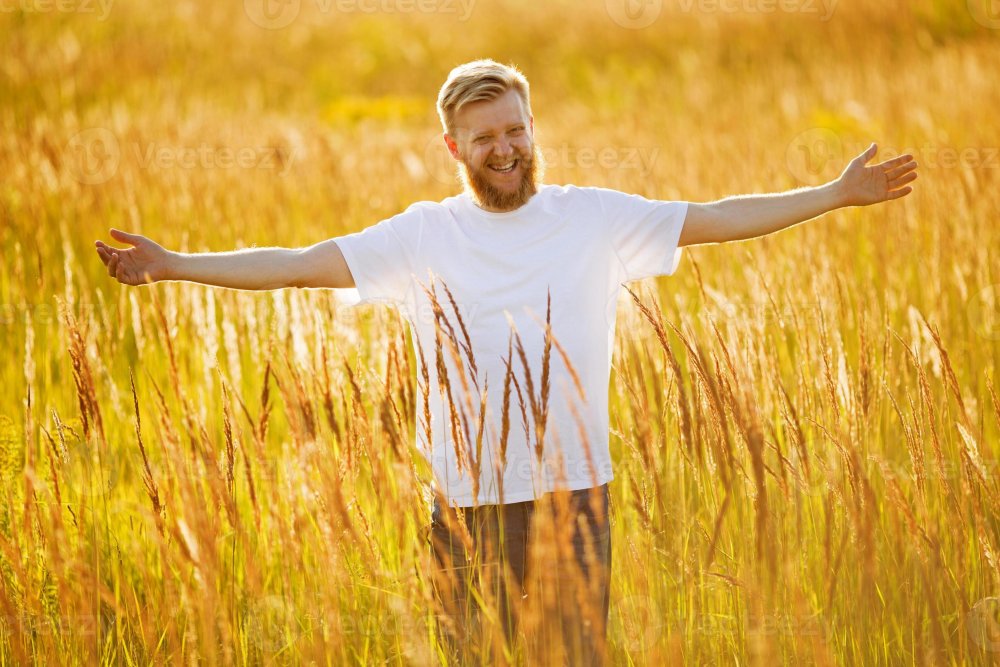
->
[427, 483, 611, 665]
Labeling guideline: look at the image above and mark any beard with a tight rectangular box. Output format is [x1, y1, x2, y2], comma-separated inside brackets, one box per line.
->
[457, 143, 545, 212]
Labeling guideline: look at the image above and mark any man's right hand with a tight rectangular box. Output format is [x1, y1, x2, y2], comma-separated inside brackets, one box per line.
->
[94, 230, 355, 291]
[94, 229, 173, 286]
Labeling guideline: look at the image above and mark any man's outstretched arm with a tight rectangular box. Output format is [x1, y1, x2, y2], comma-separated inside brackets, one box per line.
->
[678, 143, 918, 247]
[94, 229, 355, 289]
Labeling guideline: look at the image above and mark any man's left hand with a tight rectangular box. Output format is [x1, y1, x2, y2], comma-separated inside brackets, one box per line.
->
[835, 142, 919, 207]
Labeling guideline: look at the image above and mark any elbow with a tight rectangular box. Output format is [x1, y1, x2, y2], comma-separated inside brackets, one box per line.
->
[682, 203, 729, 246]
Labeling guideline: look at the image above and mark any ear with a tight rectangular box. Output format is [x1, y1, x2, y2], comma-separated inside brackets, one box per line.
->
[443, 133, 460, 160]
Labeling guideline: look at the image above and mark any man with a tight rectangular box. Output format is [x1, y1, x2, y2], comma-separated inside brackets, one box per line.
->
[95, 59, 917, 665]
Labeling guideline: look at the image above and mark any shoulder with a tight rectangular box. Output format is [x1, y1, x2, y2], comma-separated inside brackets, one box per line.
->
[540, 183, 596, 198]
[540, 184, 638, 219]
[381, 198, 456, 230]
[395, 199, 451, 218]
[371, 197, 460, 252]
[543, 183, 630, 205]
[531, 183, 612, 210]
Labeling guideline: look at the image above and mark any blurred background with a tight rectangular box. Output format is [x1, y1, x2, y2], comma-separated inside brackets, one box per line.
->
[1, 0, 999, 664]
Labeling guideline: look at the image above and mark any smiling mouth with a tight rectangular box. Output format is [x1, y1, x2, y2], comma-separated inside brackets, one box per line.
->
[489, 159, 518, 174]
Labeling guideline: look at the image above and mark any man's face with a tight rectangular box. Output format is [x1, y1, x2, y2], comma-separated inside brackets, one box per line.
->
[444, 88, 540, 213]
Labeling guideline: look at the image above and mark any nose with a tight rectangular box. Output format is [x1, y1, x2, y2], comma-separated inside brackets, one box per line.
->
[492, 137, 514, 157]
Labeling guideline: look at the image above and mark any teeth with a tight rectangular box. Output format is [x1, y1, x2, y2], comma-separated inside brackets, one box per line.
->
[490, 160, 516, 173]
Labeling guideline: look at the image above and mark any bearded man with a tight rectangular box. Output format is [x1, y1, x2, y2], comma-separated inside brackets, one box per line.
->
[95, 59, 918, 665]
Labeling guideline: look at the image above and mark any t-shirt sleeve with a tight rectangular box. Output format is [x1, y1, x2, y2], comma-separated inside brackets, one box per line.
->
[595, 187, 689, 282]
[332, 211, 415, 307]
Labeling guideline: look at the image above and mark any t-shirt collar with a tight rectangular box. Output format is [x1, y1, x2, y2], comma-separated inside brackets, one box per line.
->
[459, 184, 549, 221]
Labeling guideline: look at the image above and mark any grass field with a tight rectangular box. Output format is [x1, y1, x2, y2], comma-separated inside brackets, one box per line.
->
[2, 0, 1000, 663]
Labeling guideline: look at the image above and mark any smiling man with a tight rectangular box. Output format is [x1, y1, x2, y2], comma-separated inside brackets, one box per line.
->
[95, 59, 917, 665]
[442, 76, 542, 212]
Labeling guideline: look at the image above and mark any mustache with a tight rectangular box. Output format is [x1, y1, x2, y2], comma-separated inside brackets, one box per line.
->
[487, 148, 533, 166]
[458, 142, 544, 212]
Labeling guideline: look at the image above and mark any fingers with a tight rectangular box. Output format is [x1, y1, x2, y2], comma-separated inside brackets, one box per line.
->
[889, 170, 918, 188]
[97, 245, 144, 285]
[95, 244, 112, 267]
[114, 256, 139, 285]
[877, 154, 914, 171]
[97, 244, 145, 285]
[853, 142, 877, 165]
[887, 186, 913, 200]
[96, 238, 131, 255]
[886, 160, 918, 181]
[109, 228, 143, 246]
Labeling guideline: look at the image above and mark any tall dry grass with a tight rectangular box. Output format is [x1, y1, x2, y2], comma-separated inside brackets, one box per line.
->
[1, 0, 999, 663]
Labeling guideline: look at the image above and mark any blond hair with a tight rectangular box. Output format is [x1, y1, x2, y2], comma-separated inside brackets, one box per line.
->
[436, 59, 531, 135]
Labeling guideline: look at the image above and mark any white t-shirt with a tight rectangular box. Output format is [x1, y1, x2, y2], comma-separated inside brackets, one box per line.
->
[334, 183, 688, 507]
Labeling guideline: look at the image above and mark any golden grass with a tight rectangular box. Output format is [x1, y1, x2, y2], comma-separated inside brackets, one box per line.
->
[1, 0, 999, 663]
